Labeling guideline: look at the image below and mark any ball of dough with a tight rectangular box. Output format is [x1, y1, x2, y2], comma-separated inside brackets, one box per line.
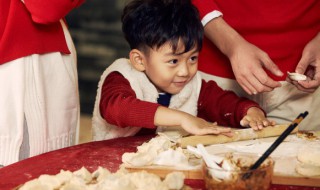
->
[297, 146, 320, 167]
[163, 172, 185, 189]
[296, 162, 320, 177]
[287, 72, 307, 81]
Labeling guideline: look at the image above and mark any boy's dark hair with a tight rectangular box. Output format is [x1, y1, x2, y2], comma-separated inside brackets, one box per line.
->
[121, 0, 203, 54]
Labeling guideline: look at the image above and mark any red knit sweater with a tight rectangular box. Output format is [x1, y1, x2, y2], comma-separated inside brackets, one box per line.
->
[0, 0, 84, 64]
[192, 0, 320, 81]
[99, 72, 261, 134]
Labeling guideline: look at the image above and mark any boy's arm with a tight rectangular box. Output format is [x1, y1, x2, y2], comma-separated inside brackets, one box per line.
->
[240, 107, 275, 130]
[198, 80, 275, 129]
[154, 106, 232, 136]
[100, 72, 159, 129]
[101, 72, 232, 136]
[197, 79, 263, 127]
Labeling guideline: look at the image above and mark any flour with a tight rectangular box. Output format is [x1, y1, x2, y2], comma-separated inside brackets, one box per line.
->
[122, 135, 199, 170]
[206, 134, 319, 176]
[122, 132, 319, 178]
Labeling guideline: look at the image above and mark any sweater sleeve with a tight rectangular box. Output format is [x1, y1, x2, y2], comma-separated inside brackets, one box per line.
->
[99, 72, 160, 129]
[23, 0, 85, 24]
[192, 0, 220, 19]
[197, 80, 263, 127]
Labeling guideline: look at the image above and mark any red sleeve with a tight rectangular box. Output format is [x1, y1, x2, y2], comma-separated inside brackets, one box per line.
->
[99, 72, 160, 129]
[197, 80, 263, 127]
[192, 0, 220, 19]
[23, 0, 85, 24]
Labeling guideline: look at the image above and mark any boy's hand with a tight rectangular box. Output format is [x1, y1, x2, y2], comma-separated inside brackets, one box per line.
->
[155, 106, 233, 137]
[240, 107, 275, 130]
[180, 115, 233, 136]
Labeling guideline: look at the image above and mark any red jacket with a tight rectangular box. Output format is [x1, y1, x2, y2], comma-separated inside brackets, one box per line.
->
[193, 0, 320, 81]
[99, 72, 261, 134]
[0, 0, 84, 64]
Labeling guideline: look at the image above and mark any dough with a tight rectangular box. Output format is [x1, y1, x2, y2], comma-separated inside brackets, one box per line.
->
[163, 172, 185, 189]
[287, 72, 307, 81]
[179, 124, 294, 147]
[18, 167, 188, 190]
[296, 162, 320, 177]
[296, 145, 320, 176]
[122, 135, 192, 169]
[296, 130, 319, 141]
[297, 145, 320, 167]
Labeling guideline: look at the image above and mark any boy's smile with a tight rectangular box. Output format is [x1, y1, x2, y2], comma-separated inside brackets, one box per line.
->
[141, 41, 199, 94]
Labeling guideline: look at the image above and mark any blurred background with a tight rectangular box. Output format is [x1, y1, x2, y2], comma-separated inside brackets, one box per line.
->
[66, 0, 131, 142]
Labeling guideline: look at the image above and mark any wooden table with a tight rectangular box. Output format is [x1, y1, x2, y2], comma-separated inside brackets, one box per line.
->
[0, 135, 318, 190]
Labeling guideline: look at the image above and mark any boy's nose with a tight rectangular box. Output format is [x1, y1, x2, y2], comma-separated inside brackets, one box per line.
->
[177, 64, 189, 76]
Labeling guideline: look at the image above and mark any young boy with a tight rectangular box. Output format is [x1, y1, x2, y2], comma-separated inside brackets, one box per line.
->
[92, 0, 275, 141]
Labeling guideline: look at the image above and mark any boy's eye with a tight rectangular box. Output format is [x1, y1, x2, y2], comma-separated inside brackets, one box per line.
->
[169, 59, 178, 64]
[190, 56, 198, 62]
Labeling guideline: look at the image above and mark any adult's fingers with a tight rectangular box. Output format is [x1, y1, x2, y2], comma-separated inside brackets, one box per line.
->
[261, 55, 284, 77]
[253, 69, 282, 91]
[236, 66, 280, 94]
[239, 73, 275, 94]
[295, 53, 309, 75]
[296, 80, 318, 92]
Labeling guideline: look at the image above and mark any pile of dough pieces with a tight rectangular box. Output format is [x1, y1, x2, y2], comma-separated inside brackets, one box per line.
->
[122, 134, 196, 169]
[18, 166, 188, 190]
[296, 144, 320, 176]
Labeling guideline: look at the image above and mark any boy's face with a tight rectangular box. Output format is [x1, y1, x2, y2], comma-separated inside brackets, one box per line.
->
[143, 41, 199, 94]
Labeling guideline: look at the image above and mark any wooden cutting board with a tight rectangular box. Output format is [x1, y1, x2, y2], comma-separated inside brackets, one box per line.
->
[179, 124, 294, 148]
[126, 166, 320, 187]
[126, 129, 320, 187]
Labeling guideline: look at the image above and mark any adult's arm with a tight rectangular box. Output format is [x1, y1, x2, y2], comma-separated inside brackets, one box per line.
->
[204, 17, 283, 94]
[23, 0, 85, 24]
[193, 0, 283, 94]
[192, 0, 221, 25]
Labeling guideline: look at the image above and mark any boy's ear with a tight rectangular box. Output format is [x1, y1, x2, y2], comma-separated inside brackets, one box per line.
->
[129, 49, 146, 72]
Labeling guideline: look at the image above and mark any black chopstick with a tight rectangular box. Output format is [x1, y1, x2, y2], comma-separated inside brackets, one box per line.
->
[242, 111, 309, 179]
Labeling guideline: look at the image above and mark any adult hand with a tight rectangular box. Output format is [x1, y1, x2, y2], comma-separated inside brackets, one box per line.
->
[229, 40, 283, 95]
[204, 17, 284, 95]
[287, 32, 320, 93]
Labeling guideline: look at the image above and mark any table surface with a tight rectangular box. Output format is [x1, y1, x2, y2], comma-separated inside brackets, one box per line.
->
[0, 135, 318, 190]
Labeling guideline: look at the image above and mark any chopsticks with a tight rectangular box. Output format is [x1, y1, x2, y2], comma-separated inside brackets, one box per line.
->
[242, 111, 309, 179]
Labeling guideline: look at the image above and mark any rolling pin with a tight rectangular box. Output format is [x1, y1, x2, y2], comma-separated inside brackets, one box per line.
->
[179, 124, 296, 148]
